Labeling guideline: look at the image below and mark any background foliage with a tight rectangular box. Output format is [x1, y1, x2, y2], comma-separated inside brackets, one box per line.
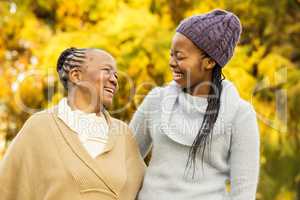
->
[1, 0, 300, 199]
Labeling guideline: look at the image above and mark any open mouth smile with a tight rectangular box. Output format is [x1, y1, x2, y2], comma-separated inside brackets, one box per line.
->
[104, 87, 116, 96]
[172, 70, 184, 79]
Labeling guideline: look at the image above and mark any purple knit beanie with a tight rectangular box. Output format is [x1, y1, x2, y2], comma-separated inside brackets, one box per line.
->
[176, 9, 242, 67]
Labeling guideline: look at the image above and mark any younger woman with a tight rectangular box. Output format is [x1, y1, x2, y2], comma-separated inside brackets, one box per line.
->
[130, 9, 260, 200]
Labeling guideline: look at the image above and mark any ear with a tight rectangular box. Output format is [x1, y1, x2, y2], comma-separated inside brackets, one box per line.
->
[68, 67, 83, 85]
[204, 58, 216, 70]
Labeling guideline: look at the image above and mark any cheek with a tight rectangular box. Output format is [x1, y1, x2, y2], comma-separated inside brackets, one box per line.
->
[82, 72, 107, 93]
[189, 64, 206, 85]
[88, 72, 106, 84]
[179, 59, 202, 76]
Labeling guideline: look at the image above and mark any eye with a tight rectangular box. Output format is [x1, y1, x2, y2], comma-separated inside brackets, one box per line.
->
[176, 52, 182, 57]
[100, 68, 111, 73]
[176, 53, 185, 60]
[170, 51, 185, 60]
[113, 72, 118, 79]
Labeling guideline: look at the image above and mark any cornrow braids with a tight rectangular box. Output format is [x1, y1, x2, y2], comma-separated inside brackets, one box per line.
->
[56, 47, 88, 90]
[185, 62, 225, 178]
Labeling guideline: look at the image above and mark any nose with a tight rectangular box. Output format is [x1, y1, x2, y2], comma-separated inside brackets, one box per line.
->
[169, 55, 177, 69]
[109, 73, 118, 87]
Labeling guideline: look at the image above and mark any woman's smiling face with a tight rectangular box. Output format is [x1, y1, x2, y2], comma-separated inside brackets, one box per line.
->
[67, 49, 119, 110]
[169, 32, 215, 90]
[83, 49, 118, 108]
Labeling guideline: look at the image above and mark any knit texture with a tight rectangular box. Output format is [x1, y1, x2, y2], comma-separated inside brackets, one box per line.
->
[0, 107, 145, 200]
[176, 9, 242, 67]
[129, 80, 260, 200]
[57, 98, 109, 158]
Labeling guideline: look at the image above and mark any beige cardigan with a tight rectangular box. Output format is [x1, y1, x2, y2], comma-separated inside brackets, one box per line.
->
[0, 107, 146, 200]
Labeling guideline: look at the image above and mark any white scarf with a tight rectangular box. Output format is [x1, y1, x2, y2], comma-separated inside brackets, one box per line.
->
[160, 80, 241, 146]
[57, 98, 109, 158]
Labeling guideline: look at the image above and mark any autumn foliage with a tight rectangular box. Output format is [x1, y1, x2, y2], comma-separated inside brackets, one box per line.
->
[1, 0, 300, 199]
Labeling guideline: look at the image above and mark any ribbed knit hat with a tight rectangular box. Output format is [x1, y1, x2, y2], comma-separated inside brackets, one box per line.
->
[176, 9, 242, 67]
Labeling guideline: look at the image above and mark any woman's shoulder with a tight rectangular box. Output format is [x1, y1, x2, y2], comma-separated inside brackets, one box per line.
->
[237, 99, 256, 115]
[232, 98, 257, 125]
[6, 108, 56, 151]
[221, 79, 256, 119]
[133, 86, 163, 114]
[144, 86, 164, 101]
[109, 117, 137, 142]
[21, 108, 55, 130]
[140, 81, 179, 105]
[110, 117, 132, 133]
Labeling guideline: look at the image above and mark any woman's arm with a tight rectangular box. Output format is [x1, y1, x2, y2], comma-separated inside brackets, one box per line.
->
[228, 100, 260, 200]
[0, 117, 35, 200]
[129, 88, 160, 158]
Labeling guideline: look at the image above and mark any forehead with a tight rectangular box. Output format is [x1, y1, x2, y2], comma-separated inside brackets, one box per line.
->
[85, 49, 116, 68]
[171, 32, 199, 52]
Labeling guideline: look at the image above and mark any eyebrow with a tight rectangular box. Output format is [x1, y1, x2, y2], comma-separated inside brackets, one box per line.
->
[173, 50, 186, 56]
[171, 48, 185, 53]
[175, 50, 185, 54]
[98, 64, 115, 69]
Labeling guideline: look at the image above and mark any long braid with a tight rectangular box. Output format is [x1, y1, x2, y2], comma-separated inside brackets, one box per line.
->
[185, 65, 224, 177]
[56, 47, 87, 90]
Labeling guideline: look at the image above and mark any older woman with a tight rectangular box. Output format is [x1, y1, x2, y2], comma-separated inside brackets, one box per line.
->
[0, 48, 145, 200]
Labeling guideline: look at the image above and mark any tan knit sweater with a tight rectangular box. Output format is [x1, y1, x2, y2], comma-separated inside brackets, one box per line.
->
[0, 107, 146, 200]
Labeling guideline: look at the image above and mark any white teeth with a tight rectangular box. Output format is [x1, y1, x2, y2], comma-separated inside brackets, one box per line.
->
[173, 72, 184, 78]
[105, 88, 114, 94]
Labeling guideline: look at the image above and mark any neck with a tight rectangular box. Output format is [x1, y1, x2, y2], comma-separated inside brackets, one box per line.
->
[186, 78, 212, 97]
[190, 83, 211, 96]
[67, 89, 103, 116]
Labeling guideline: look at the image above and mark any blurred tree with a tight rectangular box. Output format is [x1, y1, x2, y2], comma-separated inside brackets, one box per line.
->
[0, 0, 300, 199]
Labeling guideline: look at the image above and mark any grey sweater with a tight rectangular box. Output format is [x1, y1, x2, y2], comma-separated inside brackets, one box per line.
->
[129, 80, 260, 200]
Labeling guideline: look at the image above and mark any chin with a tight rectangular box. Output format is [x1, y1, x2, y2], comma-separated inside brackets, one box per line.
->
[103, 98, 113, 108]
[174, 78, 187, 88]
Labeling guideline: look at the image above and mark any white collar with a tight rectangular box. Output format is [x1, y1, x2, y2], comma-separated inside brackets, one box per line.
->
[160, 80, 241, 146]
[57, 98, 109, 141]
[178, 91, 208, 114]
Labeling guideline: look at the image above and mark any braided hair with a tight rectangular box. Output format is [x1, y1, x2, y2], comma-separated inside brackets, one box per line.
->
[185, 54, 225, 177]
[56, 47, 88, 90]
